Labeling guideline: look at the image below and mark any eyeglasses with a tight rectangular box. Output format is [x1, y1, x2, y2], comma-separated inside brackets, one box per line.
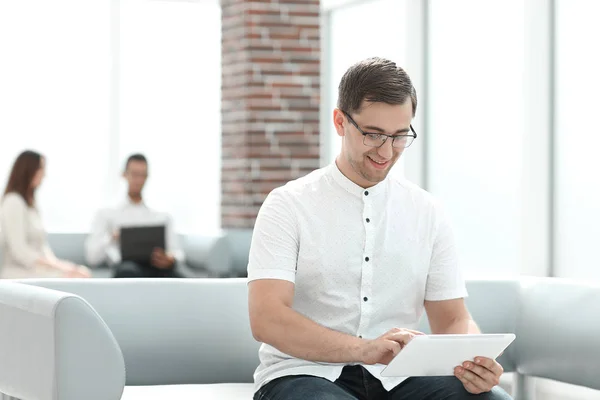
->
[342, 110, 417, 149]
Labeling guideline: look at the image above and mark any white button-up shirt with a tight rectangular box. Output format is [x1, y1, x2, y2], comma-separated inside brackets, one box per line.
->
[85, 198, 184, 266]
[247, 162, 467, 392]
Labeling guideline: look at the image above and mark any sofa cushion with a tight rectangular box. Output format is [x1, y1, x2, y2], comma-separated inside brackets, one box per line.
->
[121, 383, 255, 400]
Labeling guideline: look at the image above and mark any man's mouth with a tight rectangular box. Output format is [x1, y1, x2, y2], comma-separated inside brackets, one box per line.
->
[367, 156, 390, 170]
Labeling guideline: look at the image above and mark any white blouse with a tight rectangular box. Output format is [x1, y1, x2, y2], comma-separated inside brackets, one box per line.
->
[0, 192, 57, 278]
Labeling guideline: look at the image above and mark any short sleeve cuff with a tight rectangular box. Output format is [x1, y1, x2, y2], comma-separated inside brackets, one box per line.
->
[247, 268, 296, 283]
[424, 287, 469, 302]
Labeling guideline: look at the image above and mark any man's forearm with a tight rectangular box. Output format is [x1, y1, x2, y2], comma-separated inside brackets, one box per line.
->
[255, 305, 365, 364]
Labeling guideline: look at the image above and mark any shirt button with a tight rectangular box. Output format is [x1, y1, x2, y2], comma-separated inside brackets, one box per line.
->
[364, 191, 369, 196]
[363, 297, 368, 302]
[366, 218, 370, 223]
[365, 257, 369, 262]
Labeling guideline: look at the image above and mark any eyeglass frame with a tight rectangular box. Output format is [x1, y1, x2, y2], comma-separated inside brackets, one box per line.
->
[341, 110, 417, 149]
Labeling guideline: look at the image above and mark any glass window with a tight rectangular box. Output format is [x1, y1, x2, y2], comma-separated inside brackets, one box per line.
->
[327, 0, 409, 176]
[0, 0, 111, 232]
[554, 0, 600, 280]
[428, 0, 525, 276]
[118, 0, 222, 234]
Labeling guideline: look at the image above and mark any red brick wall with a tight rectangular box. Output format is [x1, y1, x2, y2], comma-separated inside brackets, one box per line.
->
[221, 0, 321, 228]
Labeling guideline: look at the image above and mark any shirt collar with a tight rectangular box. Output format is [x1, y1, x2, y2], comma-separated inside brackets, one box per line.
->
[122, 196, 147, 208]
[328, 161, 388, 198]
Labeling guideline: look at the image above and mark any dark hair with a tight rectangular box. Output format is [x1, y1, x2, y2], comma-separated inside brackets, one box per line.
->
[3, 150, 44, 207]
[337, 57, 417, 116]
[124, 153, 148, 171]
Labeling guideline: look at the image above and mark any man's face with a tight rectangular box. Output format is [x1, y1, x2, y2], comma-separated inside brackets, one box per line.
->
[123, 160, 148, 194]
[334, 99, 414, 187]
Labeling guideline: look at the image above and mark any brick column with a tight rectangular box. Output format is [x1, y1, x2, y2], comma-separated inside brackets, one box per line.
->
[221, 0, 321, 229]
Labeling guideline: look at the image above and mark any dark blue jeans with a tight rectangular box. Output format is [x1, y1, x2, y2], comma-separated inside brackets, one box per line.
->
[113, 261, 184, 278]
[254, 365, 513, 400]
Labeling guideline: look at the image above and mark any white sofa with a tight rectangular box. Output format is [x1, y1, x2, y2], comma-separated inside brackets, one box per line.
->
[1, 277, 599, 400]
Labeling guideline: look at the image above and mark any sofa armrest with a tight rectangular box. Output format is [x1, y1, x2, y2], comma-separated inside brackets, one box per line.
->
[0, 281, 125, 400]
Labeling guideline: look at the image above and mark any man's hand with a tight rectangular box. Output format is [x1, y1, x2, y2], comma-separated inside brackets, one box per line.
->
[455, 357, 504, 394]
[358, 328, 423, 365]
[112, 230, 120, 242]
[151, 248, 175, 269]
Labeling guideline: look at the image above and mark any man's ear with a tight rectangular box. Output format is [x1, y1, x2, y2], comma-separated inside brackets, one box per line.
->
[333, 109, 346, 137]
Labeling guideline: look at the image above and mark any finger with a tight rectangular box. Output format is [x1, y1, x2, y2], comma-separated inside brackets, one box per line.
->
[404, 329, 425, 335]
[384, 339, 402, 357]
[388, 328, 424, 336]
[388, 332, 415, 347]
[458, 367, 489, 392]
[463, 361, 499, 387]
[455, 373, 483, 395]
[474, 357, 504, 376]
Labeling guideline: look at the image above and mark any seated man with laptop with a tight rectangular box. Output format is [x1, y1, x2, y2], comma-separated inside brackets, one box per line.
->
[85, 154, 185, 278]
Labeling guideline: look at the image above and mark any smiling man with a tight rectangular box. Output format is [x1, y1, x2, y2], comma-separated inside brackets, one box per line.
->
[247, 57, 512, 400]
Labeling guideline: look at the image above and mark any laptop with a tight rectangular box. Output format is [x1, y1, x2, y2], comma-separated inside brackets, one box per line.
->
[120, 225, 166, 263]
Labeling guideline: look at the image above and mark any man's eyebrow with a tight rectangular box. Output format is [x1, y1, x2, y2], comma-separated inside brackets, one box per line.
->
[362, 124, 410, 134]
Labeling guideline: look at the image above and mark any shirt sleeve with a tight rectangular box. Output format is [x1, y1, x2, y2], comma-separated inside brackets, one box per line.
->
[0, 194, 41, 268]
[425, 201, 468, 301]
[247, 188, 299, 284]
[165, 214, 185, 264]
[42, 242, 56, 260]
[85, 209, 112, 266]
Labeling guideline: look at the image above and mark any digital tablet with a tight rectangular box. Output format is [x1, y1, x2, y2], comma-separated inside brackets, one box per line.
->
[380, 333, 515, 377]
[120, 225, 166, 263]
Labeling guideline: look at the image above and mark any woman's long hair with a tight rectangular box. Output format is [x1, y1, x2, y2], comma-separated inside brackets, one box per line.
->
[3, 150, 43, 207]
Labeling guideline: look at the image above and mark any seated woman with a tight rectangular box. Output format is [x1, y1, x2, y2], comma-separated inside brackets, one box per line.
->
[0, 150, 90, 279]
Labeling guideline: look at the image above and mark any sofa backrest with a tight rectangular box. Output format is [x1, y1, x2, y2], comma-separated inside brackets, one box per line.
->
[223, 229, 253, 277]
[23, 278, 260, 386]
[42, 233, 232, 273]
[4, 231, 249, 276]
[21, 277, 600, 391]
[47, 233, 88, 266]
[514, 278, 600, 390]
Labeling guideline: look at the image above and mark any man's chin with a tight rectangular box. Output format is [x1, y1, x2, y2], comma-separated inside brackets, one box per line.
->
[361, 170, 388, 184]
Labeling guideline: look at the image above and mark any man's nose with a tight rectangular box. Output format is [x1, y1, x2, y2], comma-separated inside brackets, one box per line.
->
[377, 138, 394, 159]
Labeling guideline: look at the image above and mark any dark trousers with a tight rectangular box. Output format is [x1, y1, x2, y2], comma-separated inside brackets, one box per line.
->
[255, 365, 513, 400]
[113, 260, 184, 278]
